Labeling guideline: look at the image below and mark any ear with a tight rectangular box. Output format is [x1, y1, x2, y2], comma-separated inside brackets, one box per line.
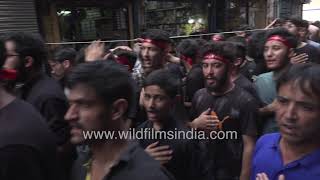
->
[62, 60, 71, 69]
[233, 58, 243, 67]
[111, 99, 128, 121]
[24, 56, 34, 68]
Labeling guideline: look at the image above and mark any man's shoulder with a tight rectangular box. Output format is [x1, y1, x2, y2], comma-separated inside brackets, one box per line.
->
[256, 133, 280, 151]
[255, 72, 273, 81]
[27, 75, 66, 102]
[127, 144, 174, 179]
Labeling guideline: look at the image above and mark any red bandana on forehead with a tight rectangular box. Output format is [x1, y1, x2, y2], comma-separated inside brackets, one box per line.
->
[267, 35, 292, 49]
[116, 56, 133, 72]
[0, 69, 17, 80]
[203, 53, 230, 65]
[142, 39, 169, 50]
[180, 55, 194, 66]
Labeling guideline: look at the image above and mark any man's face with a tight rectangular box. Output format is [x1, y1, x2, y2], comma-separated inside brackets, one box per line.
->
[4, 40, 28, 83]
[64, 83, 112, 145]
[202, 58, 229, 92]
[49, 60, 67, 80]
[283, 21, 298, 36]
[143, 85, 172, 123]
[276, 82, 320, 144]
[139, 42, 164, 75]
[264, 40, 289, 70]
[4, 41, 21, 69]
[298, 27, 309, 42]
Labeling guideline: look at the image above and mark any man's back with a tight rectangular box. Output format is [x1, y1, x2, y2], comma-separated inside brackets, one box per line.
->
[0, 98, 59, 180]
[19, 73, 69, 144]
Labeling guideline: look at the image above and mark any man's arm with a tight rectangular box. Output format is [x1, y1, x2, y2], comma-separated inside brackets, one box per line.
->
[240, 135, 256, 180]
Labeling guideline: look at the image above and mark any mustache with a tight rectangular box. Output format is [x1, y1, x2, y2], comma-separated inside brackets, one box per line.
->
[205, 76, 218, 80]
[69, 122, 83, 129]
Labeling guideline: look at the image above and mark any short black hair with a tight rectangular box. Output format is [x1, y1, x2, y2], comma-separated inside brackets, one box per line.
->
[247, 30, 267, 60]
[0, 40, 5, 68]
[227, 36, 247, 46]
[301, 20, 310, 29]
[176, 39, 199, 59]
[285, 17, 308, 29]
[141, 29, 171, 45]
[225, 42, 246, 61]
[66, 61, 133, 115]
[143, 69, 179, 99]
[276, 63, 320, 100]
[264, 28, 298, 49]
[200, 41, 236, 64]
[52, 47, 77, 65]
[2, 32, 47, 71]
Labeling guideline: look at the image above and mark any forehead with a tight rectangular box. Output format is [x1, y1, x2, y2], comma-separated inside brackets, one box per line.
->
[144, 85, 168, 96]
[202, 58, 225, 64]
[264, 40, 287, 48]
[67, 83, 99, 101]
[5, 41, 16, 51]
[278, 81, 319, 105]
[284, 21, 296, 27]
[141, 42, 159, 49]
[48, 60, 60, 65]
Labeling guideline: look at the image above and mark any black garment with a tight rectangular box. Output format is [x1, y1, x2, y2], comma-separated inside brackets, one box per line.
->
[190, 87, 259, 179]
[234, 74, 260, 103]
[71, 141, 174, 180]
[0, 99, 59, 180]
[166, 62, 186, 80]
[138, 118, 211, 180]
[239, 59, 256, 81]
[295, 44, 320, 64]
[18, 73, 69, 145]
[58, 76, 66, 89]
[185, 64, 205, 102]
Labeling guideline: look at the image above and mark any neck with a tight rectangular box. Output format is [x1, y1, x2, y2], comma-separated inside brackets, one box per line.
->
[280, 137, 320, 164]
[90, 118, 131, 164]
[211, 80, 235, 96]
[230, 69, 241, 82]
[0, 88, 15, 109]
[273, 64, 290, 78]
[297, 41, 307, 49]
[91, 139, 128, 165]
[152, 117, 170, 131]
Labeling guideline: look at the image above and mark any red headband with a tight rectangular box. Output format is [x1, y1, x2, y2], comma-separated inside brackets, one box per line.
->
[0, 69, 17, 80]
[142, 39, 169, 50]
[180, 55, 194, 66]
[116, 56, 133, 72]
[267, 35, 292, 49]
[203, 53, 229, 65]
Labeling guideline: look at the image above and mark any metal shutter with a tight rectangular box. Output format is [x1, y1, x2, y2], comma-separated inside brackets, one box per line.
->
[0, 0, 39, 34]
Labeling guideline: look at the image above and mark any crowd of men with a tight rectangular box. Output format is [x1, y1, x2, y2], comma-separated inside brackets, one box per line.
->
[0, 16, 319, 180]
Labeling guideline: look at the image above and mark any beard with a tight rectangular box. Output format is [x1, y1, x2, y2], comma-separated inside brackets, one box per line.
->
[206, 69, 229, 92]
[12, 59, 29, 84]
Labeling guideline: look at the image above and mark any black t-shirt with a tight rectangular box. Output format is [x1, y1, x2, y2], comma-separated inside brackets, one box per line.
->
[71, 141, 174, 180]
[138, 119, 211, 180]
[185, 64, 205, 102]
[239, 60, 256, 81]
[0, 98, 58, 180]
[18, 73, 69, 145]
[190, 87, 259, 178]
[234, 74, 260, 103]
[295, 44, 320, 64]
